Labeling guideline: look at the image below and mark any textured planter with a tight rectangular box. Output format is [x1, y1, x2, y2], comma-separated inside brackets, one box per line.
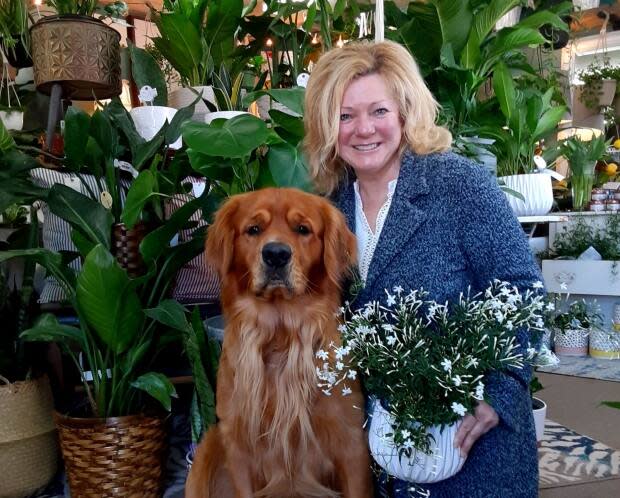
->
[368, 399, 466, 483]
[589, 329, 620, 360]
[500, 173, 553, 217]
[0, 376, 58, 498]
[542, 260, 620, 296]
[495, 7, 521, 30]
[54, 412, 166, 498]
[30, 15, 121, 100]
[554, 328, 589, 357]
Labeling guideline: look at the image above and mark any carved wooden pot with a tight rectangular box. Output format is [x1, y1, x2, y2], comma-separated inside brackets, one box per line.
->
[30, 15, 121, 100]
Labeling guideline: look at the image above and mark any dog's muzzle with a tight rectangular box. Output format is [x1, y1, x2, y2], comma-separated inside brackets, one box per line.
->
[262, 242, 292, 270]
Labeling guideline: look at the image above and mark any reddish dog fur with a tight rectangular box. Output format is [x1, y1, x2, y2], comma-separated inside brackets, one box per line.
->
[185, 188, 372, 498]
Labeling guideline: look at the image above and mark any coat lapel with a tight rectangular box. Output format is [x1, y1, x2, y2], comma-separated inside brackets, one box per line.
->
[363, 151, 431, 292]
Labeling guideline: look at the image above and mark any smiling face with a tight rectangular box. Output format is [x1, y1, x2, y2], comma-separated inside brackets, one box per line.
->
[337, 73, 403, 183]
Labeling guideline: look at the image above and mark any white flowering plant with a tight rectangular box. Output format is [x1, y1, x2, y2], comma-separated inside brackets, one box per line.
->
[317, 280, 546, 457]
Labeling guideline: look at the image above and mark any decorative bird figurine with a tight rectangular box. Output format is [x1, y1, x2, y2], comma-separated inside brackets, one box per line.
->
[138, 85, 158, 104]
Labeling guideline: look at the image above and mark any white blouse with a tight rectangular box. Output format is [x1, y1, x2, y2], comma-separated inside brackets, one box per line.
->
[354, 179, 398, 283]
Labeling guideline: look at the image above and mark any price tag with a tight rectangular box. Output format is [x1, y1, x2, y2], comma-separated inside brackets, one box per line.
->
[100, 191, 113, 209]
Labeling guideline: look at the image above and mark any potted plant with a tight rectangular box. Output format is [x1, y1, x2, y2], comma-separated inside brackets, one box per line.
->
[550, 299, 603, 356]
[559, 133, 609, 211]
[0, 0, 32, 68]
[317, 281, 546, 489]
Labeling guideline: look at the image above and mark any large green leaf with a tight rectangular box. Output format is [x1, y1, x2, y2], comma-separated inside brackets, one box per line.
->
[516, 10, 568, 32]
[103, 98, 145, 160]
[133, 134, 165, 171]
[89, 110, 119, 160]
[430, 0, 472, 58]
[154, 13, 203, 83]
[0, 248, 76, 293]
[602, 401, 620, 410]
[267, 142, 310, 190]
[485, 27, 546, 64]
[131, 372, 177, 412]
[269, 109, 304, 144]
[182, 115, 269, 158]
[165, 97, 198, 146]
[243, 87, 305, 117]
[47, 184, 113, 249]
[204, 0, 243, 66]
[0, 118, 15, 152]
[492, 61, 516, 122]
[76, 245, 144, 354]
[127, 44, 168, 106]
[120, 170, 156, 229]
[21, 313, 87, 350]
[532, 105, 567, 142]
[145, 299, 191, 332]
[64, 107, 91, 171]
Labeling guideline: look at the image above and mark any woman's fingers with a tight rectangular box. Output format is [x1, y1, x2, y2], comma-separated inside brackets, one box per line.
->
[453, 401, 499, 457]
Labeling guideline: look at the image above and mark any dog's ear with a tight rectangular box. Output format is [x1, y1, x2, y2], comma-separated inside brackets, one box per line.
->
[206, 196, 240, 277]
[322, 201, 357, 289]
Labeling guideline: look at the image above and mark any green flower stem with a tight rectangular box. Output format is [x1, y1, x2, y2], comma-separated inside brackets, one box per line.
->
[571, 173, 595, 211]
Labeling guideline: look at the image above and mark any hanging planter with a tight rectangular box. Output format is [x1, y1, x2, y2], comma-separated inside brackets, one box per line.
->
[30, 15, 121, 100]
[368, 399, 467, 483]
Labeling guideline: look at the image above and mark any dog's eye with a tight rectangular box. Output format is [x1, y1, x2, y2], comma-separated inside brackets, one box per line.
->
[247, 225, 261, 236]
[296, 224, 310, 235]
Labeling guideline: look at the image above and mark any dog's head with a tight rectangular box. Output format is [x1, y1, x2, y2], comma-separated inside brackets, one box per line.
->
[206, 188, 356, 300]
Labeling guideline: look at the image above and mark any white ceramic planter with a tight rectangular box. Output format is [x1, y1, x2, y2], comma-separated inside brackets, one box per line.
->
[532, 397, 547, 444]
[495, 7, 521, 30]
[130, 106, 182, 150]
[542, 260, 620, 296]
[500, 173, 553, 217]
[368, 399, 466, 483]
[589, 329, 620, 359]
[204, 110, 249, 124]
[168, 85, 216, 122]
[554, 328, 589, 357]
[0, 110, 24, 131]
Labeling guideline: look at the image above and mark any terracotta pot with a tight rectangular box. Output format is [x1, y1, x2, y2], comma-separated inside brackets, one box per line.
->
[54, 412, 166, 498]
[30, 15, 121, 100]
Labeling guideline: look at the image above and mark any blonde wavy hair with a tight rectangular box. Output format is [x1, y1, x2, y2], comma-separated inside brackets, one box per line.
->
[304, 40, 452, 195]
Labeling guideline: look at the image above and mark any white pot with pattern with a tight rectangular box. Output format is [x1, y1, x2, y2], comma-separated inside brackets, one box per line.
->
[500, 173, 554, 217]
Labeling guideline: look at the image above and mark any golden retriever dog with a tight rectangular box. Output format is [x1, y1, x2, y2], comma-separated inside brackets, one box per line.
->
[186, 188, 372, 498]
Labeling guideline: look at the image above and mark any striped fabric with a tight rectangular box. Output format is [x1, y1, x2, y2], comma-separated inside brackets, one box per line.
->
[164, 177, 221, 303]
[30, 168, 128, 304]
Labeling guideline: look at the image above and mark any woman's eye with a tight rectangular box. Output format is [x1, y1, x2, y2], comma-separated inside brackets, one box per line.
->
[296, 225, 310, 235]
[340, 113, 351, 122]
[247, 225, 261, 235]
[374, 108, 388, 116]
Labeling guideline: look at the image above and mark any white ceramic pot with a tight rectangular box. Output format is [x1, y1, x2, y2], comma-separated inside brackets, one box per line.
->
[0, 110, 24, 131]
[168, 85, 216, 122]
[532, 397, 547, 444]
[554, 328, 589, 357]
[204, 110, 249, 124]
[500, 173, 553, 217]
[368, 399, 466, 483]
[129, 106, 182, 150]
[495, 7, 521, 30]
[589, 329, 620, 360]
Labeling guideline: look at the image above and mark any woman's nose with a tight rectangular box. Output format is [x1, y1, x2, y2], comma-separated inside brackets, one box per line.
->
[355, 116, 375, 136]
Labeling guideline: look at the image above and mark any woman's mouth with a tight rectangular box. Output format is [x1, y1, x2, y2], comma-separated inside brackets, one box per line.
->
[353, 143, 380, 151]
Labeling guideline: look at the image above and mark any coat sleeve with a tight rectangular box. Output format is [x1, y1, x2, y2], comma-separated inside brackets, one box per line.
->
[455, 161, 544, 432]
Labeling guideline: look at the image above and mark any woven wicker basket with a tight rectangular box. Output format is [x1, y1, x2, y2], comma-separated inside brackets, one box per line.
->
[0, 376, 58, 498]
[112, 222, 147, 278]
[54, 412, 166, 498]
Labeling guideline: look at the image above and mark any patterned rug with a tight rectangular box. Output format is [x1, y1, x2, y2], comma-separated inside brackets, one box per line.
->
[539, 420, 620, 489]
[538, 355, 620, 382]
[31, 418, 620, 495]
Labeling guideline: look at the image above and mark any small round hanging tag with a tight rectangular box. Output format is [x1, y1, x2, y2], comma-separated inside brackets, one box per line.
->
[100, 191, 113, 209]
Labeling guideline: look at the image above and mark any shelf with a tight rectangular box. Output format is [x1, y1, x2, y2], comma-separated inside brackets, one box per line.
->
[518, 215, 570, 223]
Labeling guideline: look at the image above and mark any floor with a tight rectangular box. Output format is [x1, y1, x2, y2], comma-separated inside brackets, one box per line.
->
[537, 372, 620, 498]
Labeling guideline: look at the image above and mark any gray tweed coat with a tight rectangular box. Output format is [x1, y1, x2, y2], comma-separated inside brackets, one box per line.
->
[333, 150, 542, 498]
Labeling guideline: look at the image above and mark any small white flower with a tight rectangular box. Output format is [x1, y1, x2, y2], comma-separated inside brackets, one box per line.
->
[336, 361, 344, 371]
[401, 429, 411, 439]
[474, 382, 485, 400]
[338, 324, 347, 333]
[342, 386, 352, 396]
[546, 303, 555, 312]
[532, 281, 544, 289]
[386, 335, 397, 346]
[452, 375, 462, 387]
[560, 282, 568, 291]
[402, 439, 414, 450]
[441, 358, 452, 373]
[386, 293, 396, 307]
[315, 349, 329, 361]
[335, 346, 349, 360]
[347, 370, 358, 380]
[505, 321, 514, 331]
[393, 285, 404, 294]
[382, 324, 395, 332]
[535, 318, 545, 329]
[451, 402, 466, 417]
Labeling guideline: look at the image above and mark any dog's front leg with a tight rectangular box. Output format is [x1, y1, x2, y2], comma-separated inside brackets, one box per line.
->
[224, 443, 255, 498]
[335, 447, 373, 498]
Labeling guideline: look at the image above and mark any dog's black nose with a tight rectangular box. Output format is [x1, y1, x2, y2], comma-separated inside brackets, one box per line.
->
[262, 242, 292, 269]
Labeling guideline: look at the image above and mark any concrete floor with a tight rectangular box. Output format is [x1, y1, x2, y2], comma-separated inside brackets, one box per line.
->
[537, 372, 620, 498]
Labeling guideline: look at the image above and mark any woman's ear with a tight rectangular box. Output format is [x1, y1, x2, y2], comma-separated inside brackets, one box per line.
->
[322, 201, 357, 289]
[205, 196, 239, 278]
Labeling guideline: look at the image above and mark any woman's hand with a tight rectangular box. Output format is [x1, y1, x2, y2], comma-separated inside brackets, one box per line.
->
[454, 401, 499, 457]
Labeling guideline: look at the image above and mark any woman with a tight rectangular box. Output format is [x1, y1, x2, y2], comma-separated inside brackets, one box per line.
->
[304, 40, 542, 498]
